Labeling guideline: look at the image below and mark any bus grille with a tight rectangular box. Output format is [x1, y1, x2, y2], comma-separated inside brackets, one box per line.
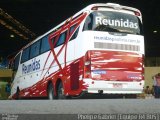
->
[94, 42, 140, 52]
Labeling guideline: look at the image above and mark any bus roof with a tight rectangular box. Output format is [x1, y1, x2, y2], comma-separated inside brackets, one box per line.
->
[16, 3, 141, 55]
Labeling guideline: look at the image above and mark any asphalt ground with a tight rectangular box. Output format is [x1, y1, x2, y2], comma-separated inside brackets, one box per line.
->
[0, 99, 160, 114]
[0, 96, 160, 120]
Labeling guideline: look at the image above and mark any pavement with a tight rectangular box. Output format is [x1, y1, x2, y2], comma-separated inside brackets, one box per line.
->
[0, 98, 159, 120]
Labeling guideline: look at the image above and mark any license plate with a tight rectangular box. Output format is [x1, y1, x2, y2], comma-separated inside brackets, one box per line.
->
[112, 83, 123, 88]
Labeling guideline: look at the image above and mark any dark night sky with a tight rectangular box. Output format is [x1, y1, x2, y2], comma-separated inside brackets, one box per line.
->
[0, 0, 160, 57]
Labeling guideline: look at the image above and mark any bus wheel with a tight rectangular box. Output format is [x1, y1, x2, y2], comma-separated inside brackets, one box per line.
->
[57, 82, 66, 99]
[48, 83, 56, 100]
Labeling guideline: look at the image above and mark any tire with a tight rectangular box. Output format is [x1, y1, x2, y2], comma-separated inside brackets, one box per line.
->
[48, 83, 56, 100]
[57, 82, 66, 99]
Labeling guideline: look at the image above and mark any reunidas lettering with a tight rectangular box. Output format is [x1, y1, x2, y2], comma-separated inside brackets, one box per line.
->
[22, 58, 40, 74]
[96, 17, 138, 29]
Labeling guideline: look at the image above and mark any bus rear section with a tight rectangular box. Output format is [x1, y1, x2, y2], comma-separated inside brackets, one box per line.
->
[80, 4, 144, 95]
[83, 50, 144, 94]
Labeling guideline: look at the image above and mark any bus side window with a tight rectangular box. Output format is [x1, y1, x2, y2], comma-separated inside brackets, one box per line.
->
[83, 14, 93, 31]
[21, 47, 30, 63]
[13, 53, 21, 71]
[70, 26, 79, 41]
[52, 37, 56, 45]
[70, 24, 76, 35]
[30, 41, 41, 59]
[40, 36, 50, 53]
[55, 31, 67, 47]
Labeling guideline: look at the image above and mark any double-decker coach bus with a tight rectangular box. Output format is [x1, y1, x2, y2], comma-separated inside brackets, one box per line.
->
[10, 3, 144, 99]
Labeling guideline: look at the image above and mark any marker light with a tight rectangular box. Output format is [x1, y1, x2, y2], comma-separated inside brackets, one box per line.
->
[134, 11, 140, 16]
[91, 6, 98, 10]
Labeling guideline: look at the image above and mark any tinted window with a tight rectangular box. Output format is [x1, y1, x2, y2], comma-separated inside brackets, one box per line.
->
[30, 41, 40, 58]
[21, 47, 30, 63]
[13, 53, 20, 71]
[40, 36, 50, 53]
[70, 27, 79, 40]
[70, 24, 76, 35]
[52, 37, 56, 45]
[55, 31, 67, 47]
[83, 11, 142, 35]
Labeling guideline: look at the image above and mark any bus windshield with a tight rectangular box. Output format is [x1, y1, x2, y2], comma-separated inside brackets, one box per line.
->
[83, 11, 143, 35]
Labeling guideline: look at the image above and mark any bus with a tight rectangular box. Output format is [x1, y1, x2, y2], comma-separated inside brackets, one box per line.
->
[10, 3, 144, 99]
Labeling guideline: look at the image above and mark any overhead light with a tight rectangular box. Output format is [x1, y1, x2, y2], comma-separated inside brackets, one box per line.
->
[10, 34, 14, 38]
[0, 19, 28, 40]
[0, 8, 36, 39]
[153, 30, 157, 33]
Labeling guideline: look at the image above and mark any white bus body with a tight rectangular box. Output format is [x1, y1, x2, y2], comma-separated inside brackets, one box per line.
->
[10, 3, 144, 99]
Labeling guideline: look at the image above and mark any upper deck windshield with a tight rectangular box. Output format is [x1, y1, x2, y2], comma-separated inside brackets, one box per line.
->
[83, 11, 143, 35]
